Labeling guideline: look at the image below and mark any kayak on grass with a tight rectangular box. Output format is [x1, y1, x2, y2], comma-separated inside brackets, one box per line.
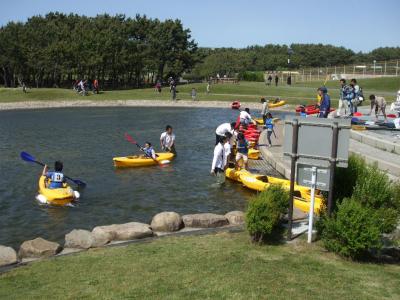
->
[37, 175, 79, 206]
[113, 152, 175, 168]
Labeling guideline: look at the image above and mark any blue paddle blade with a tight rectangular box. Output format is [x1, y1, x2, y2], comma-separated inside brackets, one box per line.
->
[20, 151, 35, 162]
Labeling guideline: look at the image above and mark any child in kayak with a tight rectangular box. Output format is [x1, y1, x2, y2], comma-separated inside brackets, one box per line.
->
[236, 133, 249, 170]
[160, 125, 176, 154]
[265, 112, 274, 147]
[42, 161, 65, 189]
[141, 142, 157, 160]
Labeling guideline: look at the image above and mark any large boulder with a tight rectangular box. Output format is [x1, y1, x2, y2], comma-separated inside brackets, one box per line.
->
[19, 237, 61, 259]
[92, 222, 153, 241]
[182, 213, 228, 228]
[0, 245, 18, 267]
[151, 212, 184, 232]
[225, 211, 245, 225]
[64, 229, 109, 249]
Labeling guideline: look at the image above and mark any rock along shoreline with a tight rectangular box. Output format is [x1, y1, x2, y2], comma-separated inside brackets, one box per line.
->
[0, 211, 245, 272]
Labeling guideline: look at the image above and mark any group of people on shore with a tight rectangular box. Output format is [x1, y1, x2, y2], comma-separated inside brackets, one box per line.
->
[211, 105, 275, 181]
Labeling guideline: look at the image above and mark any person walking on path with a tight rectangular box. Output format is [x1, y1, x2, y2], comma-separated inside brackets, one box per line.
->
[160, 125, 176, 154]
[350, 78, 363, 113]
[171, 84, 177, 101]
[318, 87, 331, 118]
[368, 94, 387, 122]
[264, 112, 275, 147]
[267, 74, 272, 86]
[206, 81, 211, 94]
[274, 73, 279, 86]
[191, 88, 197, 101]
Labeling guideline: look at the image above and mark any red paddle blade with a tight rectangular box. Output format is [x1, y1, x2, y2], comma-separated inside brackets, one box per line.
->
[124, 133, 136, 144]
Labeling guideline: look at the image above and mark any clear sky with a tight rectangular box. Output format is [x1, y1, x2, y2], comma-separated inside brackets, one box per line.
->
[0, 0, 399, 52]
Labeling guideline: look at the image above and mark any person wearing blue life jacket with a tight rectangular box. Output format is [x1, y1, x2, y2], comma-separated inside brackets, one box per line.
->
[265, 112, 275, 146]
[235, 132, 249, 170]
[318, 87, 331, 118]
[42, 161, 65, 189]
[141, 142, 157, 160]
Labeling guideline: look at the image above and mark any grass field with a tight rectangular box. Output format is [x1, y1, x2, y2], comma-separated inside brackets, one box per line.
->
[0, 77, 399, 107]
[0, 231, 399, 299]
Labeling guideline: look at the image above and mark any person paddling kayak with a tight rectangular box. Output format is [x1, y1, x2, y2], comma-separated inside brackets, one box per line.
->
[160, 125, 176, 154]
[141, 142, 157, 160]
[42, 161, 65, 189]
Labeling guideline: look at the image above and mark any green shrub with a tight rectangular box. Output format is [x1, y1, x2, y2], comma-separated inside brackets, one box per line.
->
[245, 185, 289, 243]
[322, 198, 382, 259]
[332, 154, 366, 204]
[240, 71, 265, 82]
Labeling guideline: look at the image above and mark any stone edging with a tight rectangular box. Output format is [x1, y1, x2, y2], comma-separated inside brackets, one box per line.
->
[0, 211, 245, 273]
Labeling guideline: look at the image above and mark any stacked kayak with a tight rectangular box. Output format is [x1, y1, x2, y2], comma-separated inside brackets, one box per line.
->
[295, 104, 335, 115]
[225, 168, 323, 214]
[113, 152, 175, 167]
[38, 176, 79, 206]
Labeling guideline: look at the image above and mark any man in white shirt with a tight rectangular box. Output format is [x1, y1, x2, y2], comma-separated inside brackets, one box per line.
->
[240, 108, 254, 126]
[215, 122, 236, 145]
[160, 125, 176, 154]
[211, 135, 229, 182]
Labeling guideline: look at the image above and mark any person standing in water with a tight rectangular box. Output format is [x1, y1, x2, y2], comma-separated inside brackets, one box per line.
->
[211, 135, 229, 184]
[160, 125, 176, 154]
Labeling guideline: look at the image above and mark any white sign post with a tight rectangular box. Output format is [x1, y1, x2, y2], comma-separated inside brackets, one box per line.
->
[307, 167, 317, 243]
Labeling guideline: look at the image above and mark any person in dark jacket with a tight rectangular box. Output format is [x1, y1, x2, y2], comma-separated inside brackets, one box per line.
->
[318, 87, 330, 118]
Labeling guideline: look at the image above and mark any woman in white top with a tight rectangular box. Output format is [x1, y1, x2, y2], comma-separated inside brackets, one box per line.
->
[211, 135, 229, 181]
[239, 108, 254, 126]
[160, 125, 176, 154]
[215, 122, 236, 145]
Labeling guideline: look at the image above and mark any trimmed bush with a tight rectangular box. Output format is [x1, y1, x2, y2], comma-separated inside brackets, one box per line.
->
[322, 198, 381, 259]
[320, 154, 400, 259]
[245, 185, 289, 243]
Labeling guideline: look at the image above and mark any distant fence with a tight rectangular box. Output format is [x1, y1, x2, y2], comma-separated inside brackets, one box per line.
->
[294, 59, 400, 82]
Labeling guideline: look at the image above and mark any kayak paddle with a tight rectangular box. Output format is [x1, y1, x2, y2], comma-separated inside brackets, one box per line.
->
[20, 151, 87, 187]
[124, 133, 170, 165]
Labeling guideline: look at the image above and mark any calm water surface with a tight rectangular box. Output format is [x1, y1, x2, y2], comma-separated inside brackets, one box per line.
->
[0, 107, 259, 247]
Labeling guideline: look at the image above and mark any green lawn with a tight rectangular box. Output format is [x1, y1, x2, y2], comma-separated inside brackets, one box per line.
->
[0, 231, 399, 299]
[0, 77, 399, 106]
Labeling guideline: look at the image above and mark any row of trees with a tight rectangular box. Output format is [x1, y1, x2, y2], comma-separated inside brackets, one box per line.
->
[0, 13, 198, 88]
[190, 45, 400, 79]
[1, 12, 399, 88]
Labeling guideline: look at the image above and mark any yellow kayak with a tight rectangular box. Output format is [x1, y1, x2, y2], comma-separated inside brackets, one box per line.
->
[225, 167, 250, 183]
[294, 197, 322, 214]
[240, 172, 324, 203]
[38, 176, 76, 206]
[113, 152, 175, 168]
[248, 148, 260, 160]
[268, 100, 286, 108]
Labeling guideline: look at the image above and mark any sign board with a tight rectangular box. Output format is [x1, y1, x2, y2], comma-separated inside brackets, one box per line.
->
[283, 117, 350, 168]
[296, 163, 331, 191]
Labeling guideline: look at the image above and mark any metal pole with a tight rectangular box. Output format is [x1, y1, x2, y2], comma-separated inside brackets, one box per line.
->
[396, 60, 399, 76]
[307, 167, 317, 243]
[287, 119, 299, 240]
[327, 122, 339, 215]
[384, 61, 387, 75]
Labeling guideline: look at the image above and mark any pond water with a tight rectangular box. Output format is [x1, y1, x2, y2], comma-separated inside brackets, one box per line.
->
[0, 106, 260, 248]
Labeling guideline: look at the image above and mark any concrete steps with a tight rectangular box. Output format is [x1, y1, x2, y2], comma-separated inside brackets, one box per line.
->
[349, 139, 400, 181]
